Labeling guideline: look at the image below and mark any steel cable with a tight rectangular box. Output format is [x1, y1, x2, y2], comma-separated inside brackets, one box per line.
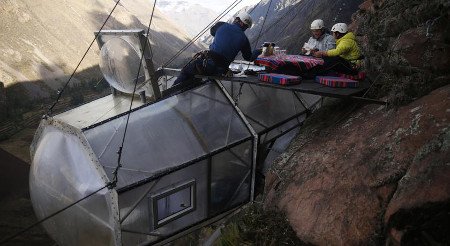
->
[162, 0, 242, 68]
[47, 0, 123, 116]
[0, 184, 109, 244]
[110, 0, 157, 188]
[251, 0, 273, 50]
[0, 1, 160, 243]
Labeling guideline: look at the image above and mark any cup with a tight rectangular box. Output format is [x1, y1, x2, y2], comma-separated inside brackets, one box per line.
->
[274, 46, 280, 55]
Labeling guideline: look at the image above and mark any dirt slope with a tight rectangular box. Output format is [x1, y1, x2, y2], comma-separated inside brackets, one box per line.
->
[0, 0, 200, 98]
[0, 148, 53, 245]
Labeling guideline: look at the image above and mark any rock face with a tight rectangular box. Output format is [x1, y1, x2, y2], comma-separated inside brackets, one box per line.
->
[247, 0, 364, 52]
[262, 1, 450, 244]
[353, 0, 450, 104]
[265, 85, 450, 245]
[247, 0, 449, 103]
[157, 0, 219, 41]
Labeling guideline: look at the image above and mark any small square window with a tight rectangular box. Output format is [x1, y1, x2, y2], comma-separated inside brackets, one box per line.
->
[150, 180, 196, 228]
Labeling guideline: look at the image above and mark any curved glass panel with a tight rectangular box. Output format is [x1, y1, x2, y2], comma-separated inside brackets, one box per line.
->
[84, 83, 251, 189]
[100, 37, 146, 94]
[30, 125, 117, 246]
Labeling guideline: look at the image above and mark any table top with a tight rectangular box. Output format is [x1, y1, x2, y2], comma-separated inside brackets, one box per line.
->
[196, 74, 370, 98]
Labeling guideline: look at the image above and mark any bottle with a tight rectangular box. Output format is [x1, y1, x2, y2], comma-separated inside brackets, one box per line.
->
[262, 42, 270, 56]
[266, 42, 273, 56]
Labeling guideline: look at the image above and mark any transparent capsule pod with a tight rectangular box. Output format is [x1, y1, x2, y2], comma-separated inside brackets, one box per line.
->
[30, 83, 255, 245]
[29, 29, 322, 245]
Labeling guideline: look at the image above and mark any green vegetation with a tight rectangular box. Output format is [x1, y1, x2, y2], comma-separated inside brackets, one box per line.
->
[171, 202, 306, 245]
[0, 78, 110, 140]
[1, 85, 35, 122]
[215, 203, 307, 246]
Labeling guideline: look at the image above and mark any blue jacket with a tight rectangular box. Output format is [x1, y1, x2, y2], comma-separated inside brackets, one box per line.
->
[209, 22, 253, 65]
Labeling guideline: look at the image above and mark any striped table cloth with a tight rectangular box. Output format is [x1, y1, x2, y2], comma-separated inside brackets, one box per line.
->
[255, 55, 324, 72]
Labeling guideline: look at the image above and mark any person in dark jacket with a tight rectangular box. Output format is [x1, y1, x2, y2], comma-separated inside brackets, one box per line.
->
[173, 12, 260, 86]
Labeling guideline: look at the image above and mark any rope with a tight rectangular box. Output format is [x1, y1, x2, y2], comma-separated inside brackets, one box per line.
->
[234, 83, 245, 104]
[243, 0, 272, 70]
[0, 1, 160, 243]
[164, 0, 243, 67]
[162, 0, 242, 68]
[273, 3, 303, 43]
[0, 184, 110, 244]
[110, 0, 158, 187]
[251, 0, 273, 49]
[426, 16, 442, 38]
[94, 77, 105, 88]
[163, 0, 263, 72]
[248, 0, 262, 14]
[47, 0, 123, 116]
[250, 0, 299, 46]
[332, 0, 344, 23]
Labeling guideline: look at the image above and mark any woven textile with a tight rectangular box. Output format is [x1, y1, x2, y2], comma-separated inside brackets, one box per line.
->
[255, 55, 324, 72]
[336, 71, 366, 80]
[315, 76, 359, 88]
[258, 73, 302, 85]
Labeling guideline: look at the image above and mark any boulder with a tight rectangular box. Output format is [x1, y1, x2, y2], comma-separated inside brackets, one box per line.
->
[384, 86, 450, 244]
[265, 85, 450, 245]
[354, 0, 450, 103]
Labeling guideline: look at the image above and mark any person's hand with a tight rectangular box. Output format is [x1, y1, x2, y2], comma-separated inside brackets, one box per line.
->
[253, 48, 263, 58]
[314, 51, 325, 58]
[301, 48, 306, 54]
[224, 70, 234, 77]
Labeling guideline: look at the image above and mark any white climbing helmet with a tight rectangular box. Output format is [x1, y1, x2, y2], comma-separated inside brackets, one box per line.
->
[236, 11, 253, 27]
[331, 23, 348, 34]
[310, 19, 325, 30]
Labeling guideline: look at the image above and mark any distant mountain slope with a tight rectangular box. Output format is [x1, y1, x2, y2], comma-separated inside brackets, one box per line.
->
[157, 0, 219, 40]
[246, 0, 363, 52]
[0, 0, 201, 97]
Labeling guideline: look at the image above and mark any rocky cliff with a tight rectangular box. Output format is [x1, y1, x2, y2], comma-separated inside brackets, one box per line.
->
[262, 0, 450, 245]
[353, 0, 450, 105]
[265, 85, 449, 245]
[247, 0, 363, 52]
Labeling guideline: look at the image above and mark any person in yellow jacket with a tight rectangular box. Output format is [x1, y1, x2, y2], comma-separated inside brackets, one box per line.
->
[313, 23, 362, 75]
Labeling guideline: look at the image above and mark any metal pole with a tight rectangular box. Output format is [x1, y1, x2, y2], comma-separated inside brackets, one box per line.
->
[214, 80, 259, 201]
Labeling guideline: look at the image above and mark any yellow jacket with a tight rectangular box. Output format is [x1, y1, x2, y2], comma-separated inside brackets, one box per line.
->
[325, 32, 361, 63]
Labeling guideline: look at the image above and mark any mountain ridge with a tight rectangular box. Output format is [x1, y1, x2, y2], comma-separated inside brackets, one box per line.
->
[0, 0, 201, 98]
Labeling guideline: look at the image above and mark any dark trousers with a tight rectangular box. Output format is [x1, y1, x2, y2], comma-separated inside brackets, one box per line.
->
[321, 56, 357, 75]
[173, 58, 226, 86]
[301, 56, 358, 79]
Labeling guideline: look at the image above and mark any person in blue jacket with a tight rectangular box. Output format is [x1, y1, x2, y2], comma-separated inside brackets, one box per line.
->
[173, 12, 260, 86]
